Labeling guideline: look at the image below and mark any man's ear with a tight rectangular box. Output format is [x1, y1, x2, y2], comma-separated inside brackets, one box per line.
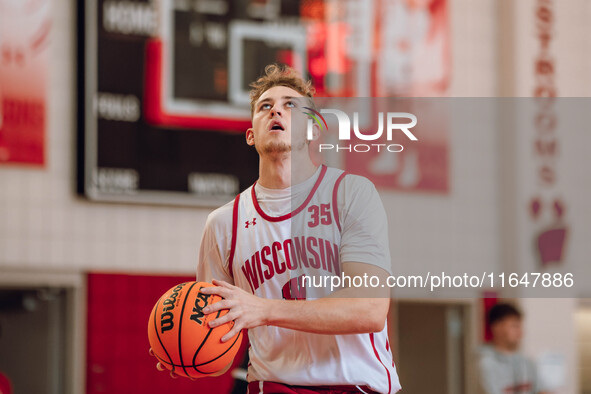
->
[246, 128, 255, 146]
[310, 122, 321, 141]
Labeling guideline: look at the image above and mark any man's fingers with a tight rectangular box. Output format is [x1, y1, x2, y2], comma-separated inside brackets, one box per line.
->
[208, 312, 234, 328]
[149, 348, 155, 357]
[200, 286, 231, 299]
[170, 371, 178, 379]
[203, 299, 231, 314]
[221, 325, 242, 343]
[156, 362, 165, 371]
[212, 278, 233, 289]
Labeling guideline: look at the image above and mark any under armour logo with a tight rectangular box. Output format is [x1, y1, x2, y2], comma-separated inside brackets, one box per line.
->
[245, 218, 257, 228]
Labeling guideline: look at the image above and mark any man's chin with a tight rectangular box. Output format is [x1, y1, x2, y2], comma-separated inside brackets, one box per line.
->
[260, 142, 292, 155]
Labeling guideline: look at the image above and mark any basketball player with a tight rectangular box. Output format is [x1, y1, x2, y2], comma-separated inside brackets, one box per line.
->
[155, 64, 401, 393]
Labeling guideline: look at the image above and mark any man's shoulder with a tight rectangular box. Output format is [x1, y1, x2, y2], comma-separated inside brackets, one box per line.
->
[206, 198, 237, 229]
[477, 345, 506, 374]
[325, 167, 376, 190]
[206, 187, 254, 228]
[478, 345, 533, 366]
[478, 345, 497, 361]
[333, 171, 379, 202]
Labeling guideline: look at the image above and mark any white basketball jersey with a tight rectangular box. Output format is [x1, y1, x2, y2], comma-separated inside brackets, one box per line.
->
[227, 165, 401, 393]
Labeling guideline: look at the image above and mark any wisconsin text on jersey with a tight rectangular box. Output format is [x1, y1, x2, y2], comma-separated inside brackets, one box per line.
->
[241, 235, 340, 292]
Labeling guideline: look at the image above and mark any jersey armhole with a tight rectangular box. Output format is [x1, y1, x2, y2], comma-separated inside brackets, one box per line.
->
[331, 172, 348, 233]
[228, 193, 241, 279]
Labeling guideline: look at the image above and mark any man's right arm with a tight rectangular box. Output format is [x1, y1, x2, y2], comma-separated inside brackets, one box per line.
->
[196, 206, 235, 284]
[152, 203, 235, 377]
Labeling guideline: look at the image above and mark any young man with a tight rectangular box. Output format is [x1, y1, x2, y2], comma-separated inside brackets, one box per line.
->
[175, 64, 400, 393]
[478, 303, 548, 394]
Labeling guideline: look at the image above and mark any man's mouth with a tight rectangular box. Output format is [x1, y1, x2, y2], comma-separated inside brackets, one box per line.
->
[270, 121, 284, 131]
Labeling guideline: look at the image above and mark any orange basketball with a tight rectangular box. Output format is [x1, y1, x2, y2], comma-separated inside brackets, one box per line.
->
[147, 281, 242, 378]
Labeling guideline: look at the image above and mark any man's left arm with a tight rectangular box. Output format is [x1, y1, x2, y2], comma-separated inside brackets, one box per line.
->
[201, 262, 391, 341]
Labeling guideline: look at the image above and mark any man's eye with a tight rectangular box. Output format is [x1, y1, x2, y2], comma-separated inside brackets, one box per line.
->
[260, 103, 271, 110]
[286, 101, 295, 108]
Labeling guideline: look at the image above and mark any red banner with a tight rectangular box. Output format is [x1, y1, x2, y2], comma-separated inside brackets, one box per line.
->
[0, 0, 50, 165]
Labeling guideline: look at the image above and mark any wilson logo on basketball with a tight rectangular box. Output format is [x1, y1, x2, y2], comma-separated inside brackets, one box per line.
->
[160, 283, 186, 333]
[190, 290, 211, 325]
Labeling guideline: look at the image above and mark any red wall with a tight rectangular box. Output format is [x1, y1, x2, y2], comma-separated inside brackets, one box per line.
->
[86, 273, 248, 393]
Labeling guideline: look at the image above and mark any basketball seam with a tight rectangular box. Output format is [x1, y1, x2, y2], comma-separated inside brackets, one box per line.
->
[191, 307, 222, 374]
[177, 282, 198, 377]
[194, 329, 242, 367]
[152, 297, 176, 374]
[154, 330, 241, 370]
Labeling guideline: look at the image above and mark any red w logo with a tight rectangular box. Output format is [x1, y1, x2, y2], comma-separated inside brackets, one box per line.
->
[282, 275, 307, 300]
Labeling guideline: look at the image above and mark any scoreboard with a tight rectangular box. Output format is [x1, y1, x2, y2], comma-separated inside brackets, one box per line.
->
[78, 0, 307, 206]
[78, 0, 451, 206]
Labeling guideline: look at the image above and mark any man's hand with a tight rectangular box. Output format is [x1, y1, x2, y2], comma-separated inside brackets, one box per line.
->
[149, 348, 180, 379]
[149, 348, 232, 378]
[200, 279, 270, 342]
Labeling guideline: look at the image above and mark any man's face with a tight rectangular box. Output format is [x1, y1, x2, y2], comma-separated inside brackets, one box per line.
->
[492, 316, 523, 351]
[246, 85, 310, 156]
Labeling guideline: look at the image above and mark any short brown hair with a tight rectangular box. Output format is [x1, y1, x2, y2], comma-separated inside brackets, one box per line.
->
[488, 303, 522, 326]
[249, 64, 316, 116]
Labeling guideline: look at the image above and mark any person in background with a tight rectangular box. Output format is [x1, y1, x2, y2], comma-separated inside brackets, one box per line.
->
[478, 303, 550, 394]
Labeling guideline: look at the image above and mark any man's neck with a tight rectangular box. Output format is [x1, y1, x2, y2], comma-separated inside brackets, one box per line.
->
[492, 341, 517, 355]
[257, 151, 319, 189]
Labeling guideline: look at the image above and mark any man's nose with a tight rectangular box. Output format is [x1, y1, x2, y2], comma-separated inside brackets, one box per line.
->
[271, 106, 282, 116]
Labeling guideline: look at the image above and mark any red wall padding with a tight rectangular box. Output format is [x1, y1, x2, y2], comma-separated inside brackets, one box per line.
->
[86, 272, 248, 394]
[481, 292, 498, 342]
